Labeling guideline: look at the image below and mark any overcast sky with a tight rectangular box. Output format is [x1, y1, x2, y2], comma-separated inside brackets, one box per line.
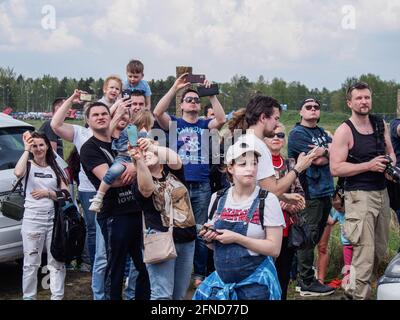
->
[1, 0, 399, 90]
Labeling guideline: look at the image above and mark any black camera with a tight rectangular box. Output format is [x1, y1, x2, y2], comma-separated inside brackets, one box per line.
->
[384, 155, 400, 183]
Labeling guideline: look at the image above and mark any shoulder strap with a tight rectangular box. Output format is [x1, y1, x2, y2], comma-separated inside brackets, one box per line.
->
[12, 160, 31, 194]
[23, 161, 31, 197]
[208, 186, 230, 221]
[258, 189, 269, 230]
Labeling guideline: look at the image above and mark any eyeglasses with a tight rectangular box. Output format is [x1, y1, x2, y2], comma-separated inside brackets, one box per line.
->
[304, 104, 320, 111]
[183, 97, 200, 104]
[273, 132, 285, 139]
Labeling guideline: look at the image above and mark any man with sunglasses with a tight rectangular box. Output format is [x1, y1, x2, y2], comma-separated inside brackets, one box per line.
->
[288, 97, 335, 297]
[153, 73, 226, 287]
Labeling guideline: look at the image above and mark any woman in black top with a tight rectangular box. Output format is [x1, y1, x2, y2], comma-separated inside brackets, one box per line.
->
[131, 138, 196, 300]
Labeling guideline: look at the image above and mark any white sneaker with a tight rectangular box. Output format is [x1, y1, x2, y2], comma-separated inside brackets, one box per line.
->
[89, 197, 103, 212]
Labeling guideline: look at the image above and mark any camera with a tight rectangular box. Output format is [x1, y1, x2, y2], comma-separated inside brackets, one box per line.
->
[384, 155, 400, 183]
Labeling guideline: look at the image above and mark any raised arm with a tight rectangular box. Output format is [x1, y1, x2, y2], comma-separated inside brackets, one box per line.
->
[51, 90, 81, 142]
[208, 95, 226, 129]
[153, 73, 190, 130]
[138, 138, 182, 171]
[130, 149, 155, 198]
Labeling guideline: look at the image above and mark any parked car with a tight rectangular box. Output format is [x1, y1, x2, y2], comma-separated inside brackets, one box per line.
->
[0, 114, 68, 264]
[377, 253, 400, 300]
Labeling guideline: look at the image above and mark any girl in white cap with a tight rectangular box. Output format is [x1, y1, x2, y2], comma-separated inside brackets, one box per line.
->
[194, 139, 285, 300]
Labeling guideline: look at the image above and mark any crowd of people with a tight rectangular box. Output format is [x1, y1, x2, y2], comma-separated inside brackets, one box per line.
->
[14, 59, 400, 300]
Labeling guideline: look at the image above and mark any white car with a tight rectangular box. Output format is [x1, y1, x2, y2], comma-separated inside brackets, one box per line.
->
[0, 113, 34, 263]
[377, 253, 400, 300]
[0, 114, 68, 263]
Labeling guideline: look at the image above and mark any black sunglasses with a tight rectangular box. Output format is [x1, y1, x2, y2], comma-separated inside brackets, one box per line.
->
[304, 104, 320, 111]
[273, 132, 285, 139]
[183, 96, 200, 104]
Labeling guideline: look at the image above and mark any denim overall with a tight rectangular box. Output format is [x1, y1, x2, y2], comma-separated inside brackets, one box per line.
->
[212, 190, 272, 299]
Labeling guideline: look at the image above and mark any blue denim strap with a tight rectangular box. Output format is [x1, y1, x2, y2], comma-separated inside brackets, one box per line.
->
[215, 188, 229, 217]
[245, 193, 260, 224]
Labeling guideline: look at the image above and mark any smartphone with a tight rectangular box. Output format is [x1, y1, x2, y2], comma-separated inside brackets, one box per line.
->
[186, 73, 206, 84]
[200, 225, 222, 235]
[122, 89, 131, 100]
[127, 124, 138, 147]
[80, 93, 95, 102]
[197, 84, 219, 97]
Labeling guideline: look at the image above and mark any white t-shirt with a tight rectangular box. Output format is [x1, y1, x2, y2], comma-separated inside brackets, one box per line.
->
[207, 186, 285, 256]
[72, 125, 95, 192]
[236, 133, 275, 181]
[23, 162, 58, 212]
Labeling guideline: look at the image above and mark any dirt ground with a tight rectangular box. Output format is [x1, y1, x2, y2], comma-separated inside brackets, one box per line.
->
[0, 261, 352, 300]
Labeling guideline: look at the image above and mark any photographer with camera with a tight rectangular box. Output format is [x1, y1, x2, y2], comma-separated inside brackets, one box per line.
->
[330, 82, 396, 300]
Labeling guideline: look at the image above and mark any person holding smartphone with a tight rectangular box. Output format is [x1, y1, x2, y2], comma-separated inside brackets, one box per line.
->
[194, 140, 285, 300]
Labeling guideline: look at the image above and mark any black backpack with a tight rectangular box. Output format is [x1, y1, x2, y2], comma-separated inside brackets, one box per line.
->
[51, 194, 86, 264]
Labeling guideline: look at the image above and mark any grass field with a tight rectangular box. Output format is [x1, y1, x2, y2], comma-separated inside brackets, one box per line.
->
[25, 111, 400, 290]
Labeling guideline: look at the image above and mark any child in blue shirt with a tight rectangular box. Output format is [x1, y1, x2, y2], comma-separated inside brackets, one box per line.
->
[123, 59, 152, 110]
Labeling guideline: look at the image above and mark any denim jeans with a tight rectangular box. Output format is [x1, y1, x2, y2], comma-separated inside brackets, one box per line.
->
[396, 209, 400, 226]
[91, 217, 107, 300]
[99, 214, 150, 300]
[79, 191, 97, 265]
[188, 182, 211, 280]
[124, 257, 138, 300]
[146, 240, 195, 300]
[103, 155, 130, 185]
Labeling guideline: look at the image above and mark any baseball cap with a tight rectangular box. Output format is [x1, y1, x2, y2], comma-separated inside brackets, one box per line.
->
[225, 138, 262, 164]
[298, 97, 320, 110]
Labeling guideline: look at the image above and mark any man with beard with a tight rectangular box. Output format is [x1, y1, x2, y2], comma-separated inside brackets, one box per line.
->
[330, 82, 396, 300]
[288, 97, 335, 297]
[153, 73, 226, 287]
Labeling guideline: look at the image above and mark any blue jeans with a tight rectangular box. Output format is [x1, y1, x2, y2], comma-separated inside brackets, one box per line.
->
[146, 240, 195, 300]
[396, 209, 400, 225]
[91, 217, 107, 300]
[103, 155, 130, 185]
[124, 257, 138, 300]
[79, 191, 97, 265]
[188, 182, 211, 280]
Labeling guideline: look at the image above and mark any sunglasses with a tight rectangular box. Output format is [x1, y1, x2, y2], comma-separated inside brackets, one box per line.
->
[183, 96, 200, 104]
[304, 104, 320, 111]
[273, 132, 285, 139]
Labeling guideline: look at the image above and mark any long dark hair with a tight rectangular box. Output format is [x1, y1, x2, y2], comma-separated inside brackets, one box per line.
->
[30, 132, 68, 187]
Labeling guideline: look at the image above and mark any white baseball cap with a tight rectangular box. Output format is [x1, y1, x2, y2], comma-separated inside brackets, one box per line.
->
[225, 138, 262, 164]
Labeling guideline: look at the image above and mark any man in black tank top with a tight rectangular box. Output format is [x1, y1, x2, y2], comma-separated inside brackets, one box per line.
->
[330, 82, 396, 300]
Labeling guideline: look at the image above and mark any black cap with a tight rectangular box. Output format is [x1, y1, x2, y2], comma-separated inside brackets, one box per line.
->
[298, 97, 320, 110]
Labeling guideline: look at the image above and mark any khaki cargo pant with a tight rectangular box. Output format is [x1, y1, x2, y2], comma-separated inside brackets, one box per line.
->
[343, 189, 391, 300]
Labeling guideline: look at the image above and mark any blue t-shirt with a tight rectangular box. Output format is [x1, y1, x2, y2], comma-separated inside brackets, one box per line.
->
[390, 119, 400, 167]
[169, 115, 212, 183]
[123, 79, 152, 97]
[288, 124, 334, 199]
[330, 208, 350, 245]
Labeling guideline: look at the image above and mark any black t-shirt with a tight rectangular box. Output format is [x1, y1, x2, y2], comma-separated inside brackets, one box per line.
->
[80, 136, 141, 218]
[39, 121, 64, 158]
[133, 166, 196, 243]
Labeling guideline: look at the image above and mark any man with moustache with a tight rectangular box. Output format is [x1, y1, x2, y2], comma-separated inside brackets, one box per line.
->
[153, 73, 226, 286]
[288, 97, 335, 297]
[330, 82, 396, 300]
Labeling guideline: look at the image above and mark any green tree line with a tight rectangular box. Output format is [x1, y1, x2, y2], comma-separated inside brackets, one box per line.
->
[1, 66, 399, 118]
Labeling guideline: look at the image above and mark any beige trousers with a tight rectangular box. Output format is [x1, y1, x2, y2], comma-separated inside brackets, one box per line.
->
[343, 189, 391, 300]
